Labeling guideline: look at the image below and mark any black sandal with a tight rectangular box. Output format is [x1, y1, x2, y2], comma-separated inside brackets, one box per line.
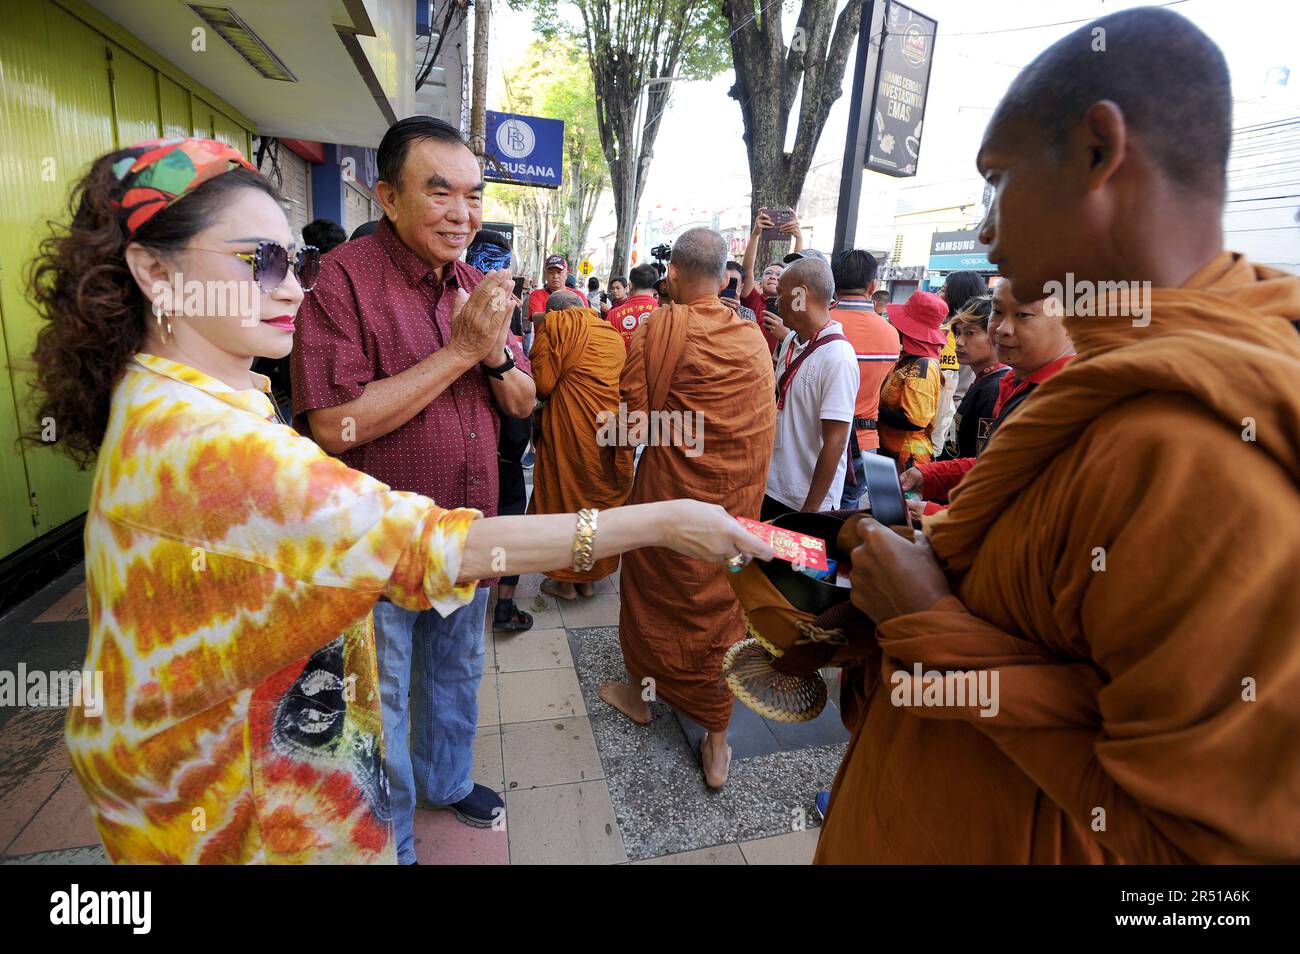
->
[493, 600, 534, 632]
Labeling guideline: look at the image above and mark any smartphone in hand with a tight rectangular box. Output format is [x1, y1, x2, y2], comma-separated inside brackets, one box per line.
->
[721, 276, 739, 300]
[761, 207, 794, 241]
[862, 453, 908, 528]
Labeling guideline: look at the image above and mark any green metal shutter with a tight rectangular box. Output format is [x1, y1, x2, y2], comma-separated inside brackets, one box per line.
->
[158, 74, 193, 139]
[0, 1, 121, 553]
[0, 0, 257, 561]
[191, 95, 213, 139]
[107, 42, 161, 147]
[210, 106, 250, 159]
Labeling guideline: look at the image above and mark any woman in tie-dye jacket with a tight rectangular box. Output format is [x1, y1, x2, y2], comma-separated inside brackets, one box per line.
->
[25, 138, 770, 864]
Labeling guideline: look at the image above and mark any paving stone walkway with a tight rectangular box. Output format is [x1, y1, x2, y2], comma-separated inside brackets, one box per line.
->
[0, 464, 845, 865]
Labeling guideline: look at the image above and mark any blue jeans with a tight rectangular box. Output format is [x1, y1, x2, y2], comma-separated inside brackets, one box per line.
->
[372, 589, 488, 864]
[838, 448, 876, 510]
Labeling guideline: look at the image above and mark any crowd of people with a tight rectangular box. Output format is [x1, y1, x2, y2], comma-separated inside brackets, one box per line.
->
[20, 6, 1299, 864]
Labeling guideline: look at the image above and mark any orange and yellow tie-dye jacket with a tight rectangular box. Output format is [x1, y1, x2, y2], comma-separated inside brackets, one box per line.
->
[67, 353, 480, 863]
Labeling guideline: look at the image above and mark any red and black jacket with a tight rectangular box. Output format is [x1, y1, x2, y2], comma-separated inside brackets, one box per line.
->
[919, 354, 1074, 507]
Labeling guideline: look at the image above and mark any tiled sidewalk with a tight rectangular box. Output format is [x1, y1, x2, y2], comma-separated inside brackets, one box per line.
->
[0, 566, 110, 865]
[435, 568, 827, 865]
[0, 566, 828, 866]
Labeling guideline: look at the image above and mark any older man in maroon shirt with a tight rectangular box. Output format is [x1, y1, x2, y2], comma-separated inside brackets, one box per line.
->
[291, 116, 534, 863]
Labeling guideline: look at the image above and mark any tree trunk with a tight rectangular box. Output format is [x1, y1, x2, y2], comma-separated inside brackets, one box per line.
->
[582, 2, 695, 279]
[578, 178, 601, 274]
[568, 187, 595, 266]
[724, 0, 866, 257]
[603, 102, 638, 279]
[566, 148, 590, 263]
[469, 0, 491, 161]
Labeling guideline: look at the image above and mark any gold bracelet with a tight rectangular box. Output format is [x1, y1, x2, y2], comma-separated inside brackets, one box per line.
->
[572, 508, 598, 573]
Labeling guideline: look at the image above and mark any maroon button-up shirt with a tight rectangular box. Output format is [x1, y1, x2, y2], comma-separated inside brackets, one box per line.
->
[291, 218, 530, 537]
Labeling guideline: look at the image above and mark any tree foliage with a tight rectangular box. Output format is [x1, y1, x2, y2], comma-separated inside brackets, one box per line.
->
[509, 0, 730, 277]
[484, 39, 609, 278]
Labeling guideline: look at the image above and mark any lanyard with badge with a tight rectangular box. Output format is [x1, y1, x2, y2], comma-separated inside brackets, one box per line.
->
[775, 329, 849, 411]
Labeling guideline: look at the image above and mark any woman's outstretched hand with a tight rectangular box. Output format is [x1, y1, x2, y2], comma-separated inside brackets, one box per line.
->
[657, 500, 774, 564]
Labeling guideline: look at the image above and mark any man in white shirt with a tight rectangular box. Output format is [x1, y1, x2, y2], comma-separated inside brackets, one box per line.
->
[762, 257, 860, 519]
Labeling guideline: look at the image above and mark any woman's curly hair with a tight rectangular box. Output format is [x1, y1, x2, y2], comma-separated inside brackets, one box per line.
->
[24, 151, 275, 468]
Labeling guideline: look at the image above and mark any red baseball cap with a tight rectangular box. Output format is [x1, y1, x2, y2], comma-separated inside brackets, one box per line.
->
[544, 255, 568, 270]
[886, 291, 949, 345]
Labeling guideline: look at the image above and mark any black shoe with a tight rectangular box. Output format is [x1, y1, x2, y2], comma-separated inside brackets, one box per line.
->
[493, 599, 533, 632]
[451, 783, 504, 829]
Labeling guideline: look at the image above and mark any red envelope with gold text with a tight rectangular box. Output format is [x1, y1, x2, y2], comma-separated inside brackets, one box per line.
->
[735, 517, 829, 571]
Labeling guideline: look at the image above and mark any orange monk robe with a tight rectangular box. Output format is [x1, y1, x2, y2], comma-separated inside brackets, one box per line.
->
[816, 253, 1300, 864]
[527, 307, 635, 582]
[617, 301, 776, 731]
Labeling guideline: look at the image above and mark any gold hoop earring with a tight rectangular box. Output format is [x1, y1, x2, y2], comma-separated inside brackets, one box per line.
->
[155, 308, 173, 342]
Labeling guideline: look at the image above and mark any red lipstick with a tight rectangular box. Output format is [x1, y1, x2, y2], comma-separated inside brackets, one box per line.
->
[263, 314, 295, 332]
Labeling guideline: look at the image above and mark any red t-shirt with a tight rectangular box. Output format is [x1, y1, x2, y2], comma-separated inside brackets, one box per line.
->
[606, 294, 658, 350]
[527, 286, 587, 323]
[741, 287, 779, 353]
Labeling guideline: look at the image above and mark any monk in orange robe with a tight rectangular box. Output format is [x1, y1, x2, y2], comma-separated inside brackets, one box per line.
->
[599, 228, 776, 787]
[817, 7, 1300, 864]
[527, 290, 634, 598]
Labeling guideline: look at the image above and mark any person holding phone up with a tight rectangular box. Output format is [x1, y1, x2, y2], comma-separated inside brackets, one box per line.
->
[739, 206, 803, 353]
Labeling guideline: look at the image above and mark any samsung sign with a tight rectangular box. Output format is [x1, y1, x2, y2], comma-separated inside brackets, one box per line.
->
[484, 111, 564, 189]
[928, 229, 993, 272]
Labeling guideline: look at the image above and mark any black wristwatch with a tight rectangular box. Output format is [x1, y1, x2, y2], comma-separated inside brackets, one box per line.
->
[482, 348, 515, 380]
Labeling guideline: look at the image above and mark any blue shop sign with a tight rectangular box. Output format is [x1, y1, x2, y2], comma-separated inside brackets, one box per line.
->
[484, 111, 564, 188]
[928, 229, 993, 272]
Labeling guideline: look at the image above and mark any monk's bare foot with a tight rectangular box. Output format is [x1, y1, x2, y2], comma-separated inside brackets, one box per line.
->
[598, 680, 651, 725]
[540, 579, 578, 601]
[701, 732, 732, 789]
[576, 582, 596, 598]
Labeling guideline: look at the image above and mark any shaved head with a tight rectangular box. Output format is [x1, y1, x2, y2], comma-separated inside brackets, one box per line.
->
[782, 257, 835, 306]
[777, 257, 834, 339]
[976, 6, 1232, 305]
[989, 7, 1230, 194]
[669, 228, 727, 283]
[546, 290, 586, 312]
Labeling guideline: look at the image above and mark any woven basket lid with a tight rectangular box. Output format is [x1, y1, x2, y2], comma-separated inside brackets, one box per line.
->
[722, 637, 828, 723]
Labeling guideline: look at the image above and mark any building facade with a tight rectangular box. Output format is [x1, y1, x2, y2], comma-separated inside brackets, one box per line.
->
[0, 0, 429, 594]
